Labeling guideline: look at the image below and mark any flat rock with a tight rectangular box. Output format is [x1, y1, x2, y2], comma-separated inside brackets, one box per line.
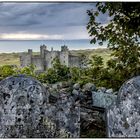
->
[92, 91, 117, 109]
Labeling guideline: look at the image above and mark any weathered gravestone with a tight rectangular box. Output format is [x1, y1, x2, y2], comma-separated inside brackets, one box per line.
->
[0, 75, 80, 138]
[107, 76, 140, 137]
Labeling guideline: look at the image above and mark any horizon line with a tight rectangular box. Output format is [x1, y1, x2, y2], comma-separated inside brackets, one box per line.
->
[0, 39, 91, 41]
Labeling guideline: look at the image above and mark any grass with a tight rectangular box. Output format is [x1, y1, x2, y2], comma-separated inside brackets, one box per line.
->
[0, 53, 20, 66]
[71, 48, 112, 66]
[0, 48, 112, 66]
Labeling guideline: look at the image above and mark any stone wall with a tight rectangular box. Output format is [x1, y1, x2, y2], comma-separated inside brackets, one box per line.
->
[20, 53, 32, 67]
[31, 56, 44, 71]
[69, 55, 81, 67]
[59, 51, 69, 67]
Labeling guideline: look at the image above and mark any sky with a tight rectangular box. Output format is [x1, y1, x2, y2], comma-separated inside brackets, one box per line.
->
[0, 2, 109, 40]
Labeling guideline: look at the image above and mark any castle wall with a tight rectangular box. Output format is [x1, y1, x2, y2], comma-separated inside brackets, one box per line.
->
[20, 53, 32, 67]
[45, 51, 60, 69]
[59, 51, 69, 67]
[31, 56, 44, 71]
[69, 55, 81, 67]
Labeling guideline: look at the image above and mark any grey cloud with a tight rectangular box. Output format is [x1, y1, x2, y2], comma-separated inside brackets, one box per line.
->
[0, 3, 95, 27]
[0, 2, 105, 39]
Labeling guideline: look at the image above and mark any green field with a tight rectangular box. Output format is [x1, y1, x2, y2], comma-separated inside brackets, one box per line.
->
[0, 48, 112, 67]
[71, 48, 112, 65]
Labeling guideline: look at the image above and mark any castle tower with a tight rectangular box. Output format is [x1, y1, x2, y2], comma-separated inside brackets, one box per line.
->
[40, 44, 47, 58]
[61, 45, 69, 52]
[28, 49, 32, 56]
[60, 45, 69, 66]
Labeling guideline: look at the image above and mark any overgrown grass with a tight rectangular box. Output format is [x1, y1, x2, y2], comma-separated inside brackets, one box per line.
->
[0, 53, 20, 66]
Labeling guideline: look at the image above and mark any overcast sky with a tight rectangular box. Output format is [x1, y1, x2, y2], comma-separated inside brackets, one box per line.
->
[0, 2, 108, 40]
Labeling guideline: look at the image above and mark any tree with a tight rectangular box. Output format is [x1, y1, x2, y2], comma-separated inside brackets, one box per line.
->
[87, 2, 140, 89]
[19, 64, 36, 77]
[89, 55, 103, 68]
[49, 57, 70, 81]
[87, 2, 140, 46]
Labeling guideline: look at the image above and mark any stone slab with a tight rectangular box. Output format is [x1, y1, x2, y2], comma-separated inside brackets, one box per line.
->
[107, 76, 140, 137]
[92, 91, 117, 109]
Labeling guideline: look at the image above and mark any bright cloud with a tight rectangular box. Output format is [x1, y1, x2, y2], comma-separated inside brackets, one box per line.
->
[0, 33, 63, 40]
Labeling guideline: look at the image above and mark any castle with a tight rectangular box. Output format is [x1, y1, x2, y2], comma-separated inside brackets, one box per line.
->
[20, 45, 82, 71]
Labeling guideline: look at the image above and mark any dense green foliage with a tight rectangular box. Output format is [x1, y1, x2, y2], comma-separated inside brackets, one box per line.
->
[87, 2, 140, 90]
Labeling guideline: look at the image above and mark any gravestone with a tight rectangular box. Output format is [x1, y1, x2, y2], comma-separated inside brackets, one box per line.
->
[107, 76, 140, 137]
[0, 75, 80, 138]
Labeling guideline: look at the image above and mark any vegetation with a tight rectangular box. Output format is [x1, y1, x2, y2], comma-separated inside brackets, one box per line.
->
[87, 2, 140, 90]
[0, 53, 20, 66]
[0, 55, 122, 91]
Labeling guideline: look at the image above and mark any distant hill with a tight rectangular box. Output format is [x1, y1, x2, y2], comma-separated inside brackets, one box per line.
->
[0, 48, 112, 66]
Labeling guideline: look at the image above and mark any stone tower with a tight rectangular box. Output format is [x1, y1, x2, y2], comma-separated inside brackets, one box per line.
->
[60, 45, 69, 66]
[40, 44, 47, 58]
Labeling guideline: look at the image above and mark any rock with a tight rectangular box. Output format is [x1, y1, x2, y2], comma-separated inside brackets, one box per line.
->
[80, 107, 106, 138]
[73, 83, 80, 90]
[113, 91, 118, 95]
[92, 91, 117, 109]
[107, 76, 140, 137]
[83, 83, 96, 92]
[72, 89, 79, 96]
[106, 89, 113, 94]
[72, 89, 85, 102]
[61, 81, 72, 88]
[49, 94, 58, 104]
[97, 87, 106, 93]
[52, 82, 61, 89]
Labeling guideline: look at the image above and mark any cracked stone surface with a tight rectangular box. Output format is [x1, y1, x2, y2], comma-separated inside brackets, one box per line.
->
[0, 75, 80, 138]
[107, 76, 140, 138]
[92, 91, 117, 109]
